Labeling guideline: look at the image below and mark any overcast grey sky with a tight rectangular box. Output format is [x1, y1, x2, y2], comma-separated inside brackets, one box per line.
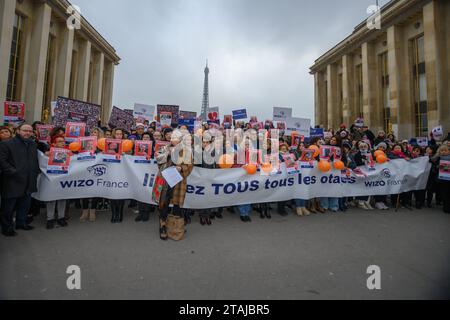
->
[72, 0, 385, 123]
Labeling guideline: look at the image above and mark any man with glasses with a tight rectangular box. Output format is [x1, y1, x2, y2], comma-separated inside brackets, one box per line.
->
[0, 124, 40, 237]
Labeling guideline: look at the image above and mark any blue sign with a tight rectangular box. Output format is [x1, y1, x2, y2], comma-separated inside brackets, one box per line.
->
[310, 128, 324, 139]
[178, 118, 195, 132]
[232, 109, 248, 120]
[305, 128, 324, 143]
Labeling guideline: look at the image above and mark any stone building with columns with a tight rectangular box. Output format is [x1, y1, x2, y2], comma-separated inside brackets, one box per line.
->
[310, 0, 449, 139]
[0, 0, 120, 124]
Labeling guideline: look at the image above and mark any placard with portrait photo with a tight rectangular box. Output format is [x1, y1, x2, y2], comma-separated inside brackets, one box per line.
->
[4, 101, 25, 124]
[36, 125, 54, 144]
[65, 122, 86, 142]
[103, 139, 123, 163]
[299, 150, 315, 168]
[134, 141, 153, 164]
[47, 148, 71, 175]
[77, 137, 98, 161]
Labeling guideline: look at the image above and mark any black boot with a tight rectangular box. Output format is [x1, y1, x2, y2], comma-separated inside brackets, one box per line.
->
[159, 219, 168, 241]
[264, 204, 271, 219]
[111, 203, 117, 223]
[135, 214, 143, 222]
[46, 220, 55, 230]
[57, 218, 68, 227]
[278, 202, 288, 216]
[215, 210, 223, 219]
[184, 210, 191, 225]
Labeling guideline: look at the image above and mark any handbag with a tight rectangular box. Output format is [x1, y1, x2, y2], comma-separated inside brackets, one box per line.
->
[166, 214, 185, 241]
[152, 175, 167, 205]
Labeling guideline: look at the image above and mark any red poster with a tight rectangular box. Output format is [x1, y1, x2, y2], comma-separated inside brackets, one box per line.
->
[154, 140, 170, 155]
[65, 122, 86, 142]
[104, 139, 122, 155]
[79, 137, 98, 154]
[134, 141, 153, 158]
[283, 153, 298, 174]
[291, 132, 300, 147]
[4, 101, 25, 124]
[319, 146, 333, 161]
[276, 122, 286, 130]
[332, 147, 342, 160]
[47, 148, 71, 174]
[36, 125, 54, 144]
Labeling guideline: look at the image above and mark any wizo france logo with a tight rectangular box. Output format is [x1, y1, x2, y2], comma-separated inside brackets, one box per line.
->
[381, 168, 391, 179]
[87, 165, 108, 177]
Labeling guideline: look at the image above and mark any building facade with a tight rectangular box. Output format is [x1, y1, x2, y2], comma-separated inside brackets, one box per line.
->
[0, 0, 120, 124]
[310, 0, 450, 139]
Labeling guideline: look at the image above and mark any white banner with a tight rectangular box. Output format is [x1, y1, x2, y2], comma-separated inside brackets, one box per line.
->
[33, 152, 159, 204]
[285, 117, 311, 137]
[33, 153, 431, 209]
[133, 103, 155, 121]
[273, 107, 292, 121]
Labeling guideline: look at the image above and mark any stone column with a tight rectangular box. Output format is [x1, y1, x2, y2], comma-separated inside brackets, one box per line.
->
[342, 54, 354, 127]
[75, 39, 91, 101]
[326, 64, 338, 130]
[314, 71, 327, 128]
[24, 2, 51, 122]
[54, 25, 74, 98]
[101, 60, 115, 124]
[387, 25, 413, 139]
[362, 42, 382, 132]
[91, 51, 104, 105]
[0, 0, 17, 120]
[423, 0, 448, 131]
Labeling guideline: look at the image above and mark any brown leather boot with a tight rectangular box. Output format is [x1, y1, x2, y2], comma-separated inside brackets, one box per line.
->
[80, 210, 89, 222]
[89, 209, 96, 222]
[309, 200, 317, 214]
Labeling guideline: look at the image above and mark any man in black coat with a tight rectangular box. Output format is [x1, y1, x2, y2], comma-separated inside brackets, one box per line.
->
[0, 123, 40, 237]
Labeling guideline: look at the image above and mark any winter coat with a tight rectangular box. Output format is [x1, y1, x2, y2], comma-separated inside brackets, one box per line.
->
[0, 135, 40, 198]
[156, 145, 193, 207]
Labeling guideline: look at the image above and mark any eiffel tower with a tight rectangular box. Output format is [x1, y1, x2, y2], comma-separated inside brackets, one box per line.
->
[200, 60, 209, 121]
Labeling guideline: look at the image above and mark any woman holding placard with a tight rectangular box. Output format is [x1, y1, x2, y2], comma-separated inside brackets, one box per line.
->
[110, 129, 127, 223]
[45, 135, 69, 230]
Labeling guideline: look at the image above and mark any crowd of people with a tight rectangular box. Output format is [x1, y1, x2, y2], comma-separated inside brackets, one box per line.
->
[0, 119, 449, 241]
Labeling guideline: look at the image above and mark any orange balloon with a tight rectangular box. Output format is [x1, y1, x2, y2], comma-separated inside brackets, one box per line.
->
[243, 164, 257, 175]
[261, 162, 273, 173]
[376, 154, 388, 164]
[374, 150, 385, 158]
[69, 142, 81, 152]
[309, 145, 320, 158]
[219, 154, 234, 169]
[122, 140, 133, 153]
[318, 160, 331, 172]
[98, 138, 106, 151]
[333, 160, 345, 171]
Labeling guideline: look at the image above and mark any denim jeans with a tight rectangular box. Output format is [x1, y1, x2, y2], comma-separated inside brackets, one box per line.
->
[320, 197, 339, 211]
[238, 204, 252, 216]
[295, 199, 306, 208]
